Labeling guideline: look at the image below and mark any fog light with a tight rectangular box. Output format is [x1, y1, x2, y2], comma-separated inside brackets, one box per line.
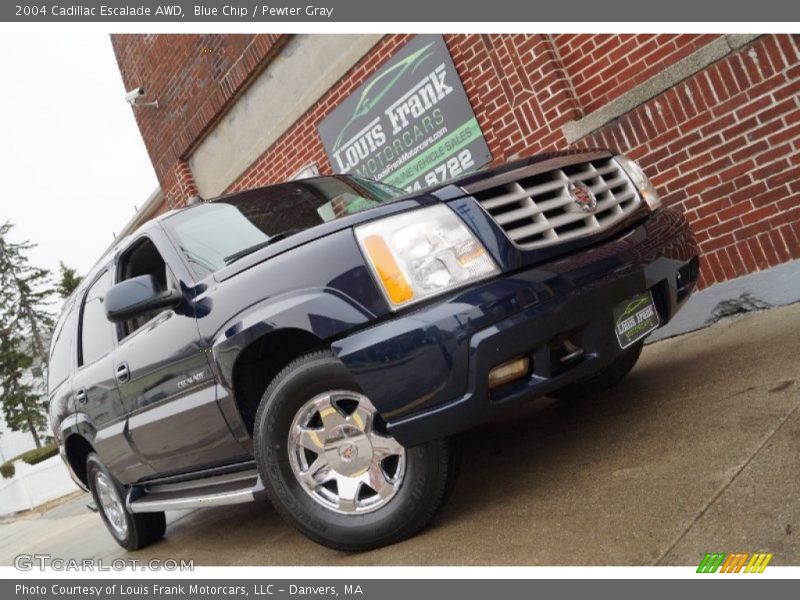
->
[487, 357, 530, 390]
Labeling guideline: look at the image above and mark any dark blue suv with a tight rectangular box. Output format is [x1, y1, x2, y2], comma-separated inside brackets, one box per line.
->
[48, 149, 699, 551]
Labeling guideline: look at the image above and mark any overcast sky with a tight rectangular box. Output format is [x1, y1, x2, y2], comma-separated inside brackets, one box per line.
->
[0, 34, 158, 285]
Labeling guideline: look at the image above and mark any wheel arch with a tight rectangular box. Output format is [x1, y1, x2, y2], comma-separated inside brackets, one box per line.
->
[63, 433, 95, 490]
[212, 289, 379, 438]
[230, 328, 327, 435]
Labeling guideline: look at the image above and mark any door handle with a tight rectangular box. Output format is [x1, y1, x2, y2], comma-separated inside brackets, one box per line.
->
[75, 389, 88, 405]
[115, 362, 131, 384]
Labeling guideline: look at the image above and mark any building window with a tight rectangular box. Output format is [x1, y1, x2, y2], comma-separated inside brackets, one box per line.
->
[291, 163, 320, 180]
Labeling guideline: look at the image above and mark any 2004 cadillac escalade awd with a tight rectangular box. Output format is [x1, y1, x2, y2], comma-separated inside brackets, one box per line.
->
[48, 150, 699, 551]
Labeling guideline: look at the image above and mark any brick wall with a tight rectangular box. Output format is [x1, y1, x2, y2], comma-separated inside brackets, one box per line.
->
[114, 33, 800, 290]
[552, 34, 719, 115]
[229, 34, 582, 191]
[229, 35, 412, 193]
[111, 33, 285, 206]
[577, 35, 800, 289]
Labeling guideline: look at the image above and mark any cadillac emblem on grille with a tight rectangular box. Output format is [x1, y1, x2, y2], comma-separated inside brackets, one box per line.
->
[567, 182, 598, 213]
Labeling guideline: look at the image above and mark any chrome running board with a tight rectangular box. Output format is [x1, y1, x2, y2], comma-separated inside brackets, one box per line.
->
[126, 468, 264, 513]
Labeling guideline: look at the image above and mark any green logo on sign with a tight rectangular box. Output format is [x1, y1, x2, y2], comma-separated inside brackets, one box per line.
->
[616, 296, 650, 324]
[332, 43, 435, 152]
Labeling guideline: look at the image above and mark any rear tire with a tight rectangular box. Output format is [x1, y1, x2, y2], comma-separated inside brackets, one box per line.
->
[551, 341, 644, 400]
[87, 453, 166, 551]
[254, 350, 457, 552]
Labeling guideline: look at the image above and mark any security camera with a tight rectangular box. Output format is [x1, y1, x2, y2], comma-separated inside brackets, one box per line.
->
[125, 87, 145, 103]
[125, 87, 158, 108]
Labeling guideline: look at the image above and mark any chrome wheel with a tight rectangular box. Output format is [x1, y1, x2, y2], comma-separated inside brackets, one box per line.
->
[94, 471, 128, 539]
[288, 390, 406, 514]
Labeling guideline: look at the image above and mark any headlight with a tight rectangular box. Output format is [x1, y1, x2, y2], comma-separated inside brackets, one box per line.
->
[615, 154, 661, 210]
[355, 205, 500, 309]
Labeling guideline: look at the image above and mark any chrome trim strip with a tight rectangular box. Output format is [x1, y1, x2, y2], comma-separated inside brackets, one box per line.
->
[143, 468, 258, 494]
[127, 477, 263, 513]
[136, 458, 256, 487]
[462, 150, 612, 194]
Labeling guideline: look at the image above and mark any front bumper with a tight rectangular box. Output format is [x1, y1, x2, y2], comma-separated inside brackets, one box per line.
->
[332, 208, 699, 447]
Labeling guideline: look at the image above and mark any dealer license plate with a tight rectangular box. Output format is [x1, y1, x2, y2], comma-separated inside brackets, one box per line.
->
[613, 291, 660, 349]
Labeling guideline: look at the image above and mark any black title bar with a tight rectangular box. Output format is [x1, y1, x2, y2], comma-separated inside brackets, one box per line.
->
[3, 0, 800, 22]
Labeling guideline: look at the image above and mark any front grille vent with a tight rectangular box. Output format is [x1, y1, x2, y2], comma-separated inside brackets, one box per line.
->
[468, 157, 642, 249]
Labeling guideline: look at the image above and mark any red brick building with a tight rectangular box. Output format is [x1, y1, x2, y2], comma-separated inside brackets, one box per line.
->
[112, 33, 800, 290]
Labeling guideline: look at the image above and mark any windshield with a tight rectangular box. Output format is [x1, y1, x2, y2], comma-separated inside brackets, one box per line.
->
[165, 175, 405, 275]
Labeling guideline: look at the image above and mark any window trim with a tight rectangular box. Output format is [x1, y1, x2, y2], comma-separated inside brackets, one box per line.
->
[76, 268, 115, 369]
[47, 300, 78, 390]
[113, 233, 179, 344]
[156, 220, 207, 286]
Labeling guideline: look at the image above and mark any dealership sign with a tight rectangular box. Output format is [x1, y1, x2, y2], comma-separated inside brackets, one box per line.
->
[317, 35, 492, 192]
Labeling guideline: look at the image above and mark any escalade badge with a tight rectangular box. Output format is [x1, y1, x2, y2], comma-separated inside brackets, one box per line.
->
[568, 182, 598, 213]
[177, 370, 207, 389]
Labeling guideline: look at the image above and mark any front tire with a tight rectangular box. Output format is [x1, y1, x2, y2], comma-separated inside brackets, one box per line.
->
[254, 350, 457, 551]
[87, 453, 166, 551]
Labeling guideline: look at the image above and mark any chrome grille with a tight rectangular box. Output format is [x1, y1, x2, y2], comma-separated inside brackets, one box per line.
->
[467, 156, 642, 249]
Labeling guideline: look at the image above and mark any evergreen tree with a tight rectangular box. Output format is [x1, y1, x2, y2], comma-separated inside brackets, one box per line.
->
[56, 261, 82, 299]
[0, 222, 54, 447]
[0, 221, 54, 365]
[0, 317, 44, 448]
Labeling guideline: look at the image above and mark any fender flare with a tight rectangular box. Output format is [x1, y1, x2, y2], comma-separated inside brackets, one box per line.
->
[210, 288, 378, 388]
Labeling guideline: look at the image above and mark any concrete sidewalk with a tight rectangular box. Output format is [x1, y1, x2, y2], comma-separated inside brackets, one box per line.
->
[1, 303, 798, 566]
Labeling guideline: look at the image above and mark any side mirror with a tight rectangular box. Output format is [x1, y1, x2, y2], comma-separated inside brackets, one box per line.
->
[104, 274, 182, 323]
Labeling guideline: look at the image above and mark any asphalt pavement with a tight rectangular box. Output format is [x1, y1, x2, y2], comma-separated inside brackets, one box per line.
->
[1, 302, 798, 566]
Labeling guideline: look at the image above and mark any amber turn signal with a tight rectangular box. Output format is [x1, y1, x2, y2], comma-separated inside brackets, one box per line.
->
[362, 235, 414, 305]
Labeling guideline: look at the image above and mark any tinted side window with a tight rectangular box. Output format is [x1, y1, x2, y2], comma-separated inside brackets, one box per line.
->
[117, 238, 171, 338]
[48, 303, 77, 390]
[79, 271, 114, 366]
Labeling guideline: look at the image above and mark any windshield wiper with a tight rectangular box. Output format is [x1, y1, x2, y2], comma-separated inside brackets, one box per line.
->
[224, 230, 300, 265]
